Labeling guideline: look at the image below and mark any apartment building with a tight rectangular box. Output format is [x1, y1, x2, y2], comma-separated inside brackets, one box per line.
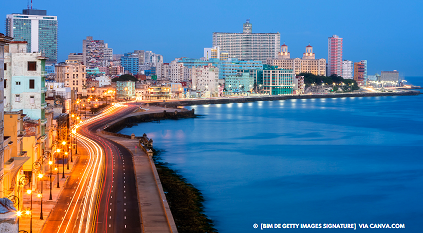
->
[55, 60, 87, 94]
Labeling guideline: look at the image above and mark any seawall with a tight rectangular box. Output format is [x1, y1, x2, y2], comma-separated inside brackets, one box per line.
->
[103, 108, 196, 133]
[150, 90, 421, 107]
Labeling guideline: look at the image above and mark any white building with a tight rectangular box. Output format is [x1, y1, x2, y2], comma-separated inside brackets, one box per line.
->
[45, 82, 72, 99]
[156, 63, 170, 79]
[212, 20, 280, 62]
[192, 65, 219, 96]
[170, 59, 190, 83]
[342, 60, 353, 79]
[96, 75, 112, 87]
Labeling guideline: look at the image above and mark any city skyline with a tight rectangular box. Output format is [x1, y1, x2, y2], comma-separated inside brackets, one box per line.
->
[2, 0, 423, 76]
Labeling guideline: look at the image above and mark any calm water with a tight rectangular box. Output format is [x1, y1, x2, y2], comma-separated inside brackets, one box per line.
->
[120, 77, 423, 232]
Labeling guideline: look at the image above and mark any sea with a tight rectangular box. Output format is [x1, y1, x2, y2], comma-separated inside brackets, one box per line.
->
[120, 76, 423, 232]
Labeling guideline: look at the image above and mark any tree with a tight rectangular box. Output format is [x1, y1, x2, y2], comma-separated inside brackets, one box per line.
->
[112, 74, 138, 82]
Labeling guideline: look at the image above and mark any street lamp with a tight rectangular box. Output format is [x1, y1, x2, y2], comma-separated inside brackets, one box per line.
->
[8, 195, 21, 231]
[62, 141, 66, 178]
[38, 173, 44, 220]
[48, 160, 53, 200]
[56, 148, 61, 188]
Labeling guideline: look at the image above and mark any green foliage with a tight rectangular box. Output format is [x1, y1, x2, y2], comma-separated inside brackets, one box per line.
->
[111, 74, 138, 82]
[153, 149, 217, 233]
[300, 73, 359, 91]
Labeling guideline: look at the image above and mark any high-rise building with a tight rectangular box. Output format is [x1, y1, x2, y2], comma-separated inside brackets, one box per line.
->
[354, 61, 365, 85]
[6, 9, 58, 63]
[83, 36, 112, 68]
[380, 71, 399, 86]
[328, 35, 343, 76]
[212, 20, 280, 62]
[121, 53, 139, 75]
[266, 44, 326, 76]
[342, 60, 353, 79]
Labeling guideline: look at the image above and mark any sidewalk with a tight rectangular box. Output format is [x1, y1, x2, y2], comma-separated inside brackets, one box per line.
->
[18, 146, 86, 233]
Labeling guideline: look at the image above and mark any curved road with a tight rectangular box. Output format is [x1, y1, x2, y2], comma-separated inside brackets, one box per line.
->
[42, 103, 142, 233]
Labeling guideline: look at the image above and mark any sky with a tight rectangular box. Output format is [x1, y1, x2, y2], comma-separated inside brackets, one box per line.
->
[2, 0, 423, 76]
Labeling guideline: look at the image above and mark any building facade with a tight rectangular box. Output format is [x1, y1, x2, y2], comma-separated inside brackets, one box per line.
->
[179, 58, 263, 80]
[68, 53, 84, 63]
[224, 71, 254, 93]
[342, 60, 353, 79]
[266, 44, 326, 76]
[328, 35, 343, 76]
[1, 34, 13, 188]
[191, 65, 219, 96]
[121, 53, 139, 75]
[212, 20, 280, 62]
[262, 65, 294, 95]
[353, 60, 367, 86]
[6, 9, 58, 64]
[55, 60, 87, 94]
[83, 36, 110, 68]
[4, 41, 47, 121]
[116, 81, 135, 99]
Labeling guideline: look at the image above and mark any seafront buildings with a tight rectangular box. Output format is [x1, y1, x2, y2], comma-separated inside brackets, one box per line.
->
[266, 44, 326, 76]
[328, 35, 343, 76]
[353, 60, 367, 86]
[6, 9, 58, 64]
[342, 60, 353, 79]
[191, 65, 219, 96]
[261, 65, 295, 95]
[212, 20, 280, 62]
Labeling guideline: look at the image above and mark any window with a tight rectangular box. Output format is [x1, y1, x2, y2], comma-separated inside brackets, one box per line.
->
[4, 63, 6, 71]
[4, 80, 6, 88]
[30, 96, 35, 104]
[16, 81, 21, 85]
[15, 94, 20, 102]
[29, 79, 35, 89]
[28, 61, 37, 71]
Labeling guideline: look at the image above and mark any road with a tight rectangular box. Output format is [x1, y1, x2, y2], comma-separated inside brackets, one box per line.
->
[42, 103, 142, 233]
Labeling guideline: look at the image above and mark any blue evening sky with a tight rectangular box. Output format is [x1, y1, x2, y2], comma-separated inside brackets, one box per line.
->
[2, 0, 423, 76]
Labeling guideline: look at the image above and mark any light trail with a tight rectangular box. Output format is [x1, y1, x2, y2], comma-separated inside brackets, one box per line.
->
[53, 103, 128, 233]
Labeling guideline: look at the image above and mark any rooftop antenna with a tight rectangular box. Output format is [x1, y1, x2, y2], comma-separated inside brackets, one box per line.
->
[27, 0, 29, 10]
[31, 0, 33, 9]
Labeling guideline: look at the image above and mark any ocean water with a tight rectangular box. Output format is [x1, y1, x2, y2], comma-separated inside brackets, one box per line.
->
[120, 77, 423, 232]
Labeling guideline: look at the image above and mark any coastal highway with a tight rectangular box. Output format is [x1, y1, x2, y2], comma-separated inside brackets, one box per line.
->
[42, 103, 141, 233]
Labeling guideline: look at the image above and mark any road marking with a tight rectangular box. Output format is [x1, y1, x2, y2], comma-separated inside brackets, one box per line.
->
[124, 196, 126, 199]
[124, 209, 126, 212]
[110, 203, 112, 205]
[124, 216, 126, 219]
[109, 216, 111, 219]
[109, 224, 111, 228]
[125, 225, 126, 228]
[124, 203, 126, 205]
[109, 209, 111, 211]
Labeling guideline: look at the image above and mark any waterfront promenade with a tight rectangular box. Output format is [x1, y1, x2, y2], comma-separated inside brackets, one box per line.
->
[145, 90, 420, 107]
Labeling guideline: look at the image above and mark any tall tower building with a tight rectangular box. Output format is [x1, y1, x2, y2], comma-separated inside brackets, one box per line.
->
[328, 35, 343, 76]
[6, 9, 58, 64]
[212, 20, 280, 62]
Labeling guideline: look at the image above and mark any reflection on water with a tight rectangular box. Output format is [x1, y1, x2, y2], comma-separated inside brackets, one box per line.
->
[120, 78, 423, 232]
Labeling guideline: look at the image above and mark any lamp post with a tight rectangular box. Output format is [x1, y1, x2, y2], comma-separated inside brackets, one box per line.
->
[8, 195, 21, 231]
[48, 160, 53, 200]
[30, 161, 41, 233]
[37, 173, 44, 220]
[62, 141, 66, 178]
[55, 148, 61, 188]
